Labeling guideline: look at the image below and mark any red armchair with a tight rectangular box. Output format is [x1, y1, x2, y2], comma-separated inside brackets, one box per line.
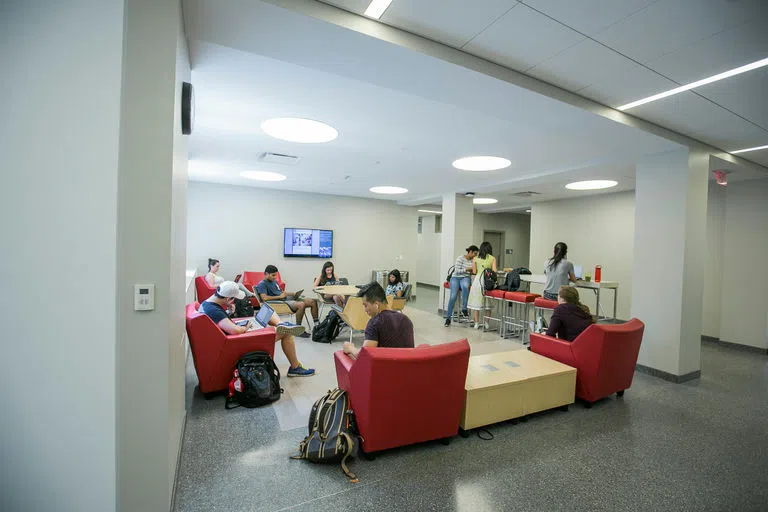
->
[530, 318, 645, 404]
[194, 276, 217, 302]
[334, 338, 470, 455]
[185, 302, 276, 396]
[241, 271, 286, 296]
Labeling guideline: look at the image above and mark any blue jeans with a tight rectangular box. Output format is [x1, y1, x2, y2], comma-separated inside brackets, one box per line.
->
[446, 276, 471, 319]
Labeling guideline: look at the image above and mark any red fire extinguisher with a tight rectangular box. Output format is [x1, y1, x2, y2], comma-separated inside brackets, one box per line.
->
[594, 265, 602, 283]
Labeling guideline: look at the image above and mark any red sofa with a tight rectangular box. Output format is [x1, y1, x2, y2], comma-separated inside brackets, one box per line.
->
[194, 276, 217, 302]
[530, 318, 645, 404]
[334, 338, 470, 455]
[185, 302, 276, 395]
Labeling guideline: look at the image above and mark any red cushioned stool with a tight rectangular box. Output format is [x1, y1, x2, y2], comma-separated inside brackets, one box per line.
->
[483, 289, 507, 334]
[502, 292, 540, 344]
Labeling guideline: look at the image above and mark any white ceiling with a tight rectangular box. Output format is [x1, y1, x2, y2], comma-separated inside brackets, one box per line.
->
[322, 0, 768, 167]
[182, 0, 768, 212]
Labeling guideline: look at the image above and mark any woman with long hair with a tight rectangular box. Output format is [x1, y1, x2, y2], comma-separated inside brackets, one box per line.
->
[545, 285, 594, 341]
[205, 258, 255, 297]
[466, 241, 497, 329]
[386, 269, 404, 297]
[313, 261, 344, 307]
[444, 245, 478, 326]
[542, 242, 576, 301]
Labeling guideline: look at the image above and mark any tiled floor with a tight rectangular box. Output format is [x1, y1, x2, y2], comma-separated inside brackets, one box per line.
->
[175, 304, 768, 512]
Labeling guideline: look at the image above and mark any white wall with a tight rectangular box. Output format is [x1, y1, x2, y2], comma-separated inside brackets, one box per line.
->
[416, 214, 442, 286]
[718, 178, 768, 349]
[703, 182, 726, 338]
[474, 212, 531, 270]
[187, 182, 419, 292]
[0, 1, 123, 510]
[529, 191, 635, 321]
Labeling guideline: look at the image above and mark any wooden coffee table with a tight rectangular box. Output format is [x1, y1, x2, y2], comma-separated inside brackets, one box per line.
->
[461, 349, 576, 431]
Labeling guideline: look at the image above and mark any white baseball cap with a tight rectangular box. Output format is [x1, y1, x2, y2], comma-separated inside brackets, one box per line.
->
[216, 281, 245, 300]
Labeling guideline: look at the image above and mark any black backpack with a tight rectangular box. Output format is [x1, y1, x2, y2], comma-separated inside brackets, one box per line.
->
[233, 297, 254, 318]
[225, 351, 283, 409]
[312, 310, 343, 343]
[445, 265, 455, 282]
[497, 267, 532, 292]
[482, 268, 498, 291]
[291, 388, 358, 480]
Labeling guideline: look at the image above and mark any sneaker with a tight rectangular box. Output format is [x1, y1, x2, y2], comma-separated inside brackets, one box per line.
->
[444, 318, 451, 327]
[276, 322, 305, 337]
[287, 364, 316, 377]
[298, 331, 311, 338]
[474, 322, 481, 330]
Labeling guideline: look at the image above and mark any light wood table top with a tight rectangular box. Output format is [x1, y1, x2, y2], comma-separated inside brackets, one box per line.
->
[465, 349, 575, 391]
[313, 284, 361, 296]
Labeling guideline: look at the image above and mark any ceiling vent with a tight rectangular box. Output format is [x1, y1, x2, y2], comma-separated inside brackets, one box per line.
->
[510, 191, 541, 197]
[258, 152, 300, 165]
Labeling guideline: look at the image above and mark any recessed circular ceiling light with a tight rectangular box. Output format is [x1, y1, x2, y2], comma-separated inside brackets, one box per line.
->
[473, 197, 498, 205]
[453, 156, 511, 171]
[565, 180, 618, 191]
[261, 117, 338, 143]
[240, 170, 287, 182]
[370, 186, 408, 195]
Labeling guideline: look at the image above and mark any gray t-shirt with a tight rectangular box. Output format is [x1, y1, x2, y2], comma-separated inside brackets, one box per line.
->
[543, 259, 574, 296]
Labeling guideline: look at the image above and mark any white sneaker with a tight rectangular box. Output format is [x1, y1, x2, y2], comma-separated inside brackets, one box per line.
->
[474, 322, 480, 329]
[484, 322, 490, 330]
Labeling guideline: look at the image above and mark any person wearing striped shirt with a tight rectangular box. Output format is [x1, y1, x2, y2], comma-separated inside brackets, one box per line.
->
[444, 245, 479, 326]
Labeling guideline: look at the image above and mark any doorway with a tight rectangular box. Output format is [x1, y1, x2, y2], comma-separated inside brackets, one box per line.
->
[482, 230, 505, 269]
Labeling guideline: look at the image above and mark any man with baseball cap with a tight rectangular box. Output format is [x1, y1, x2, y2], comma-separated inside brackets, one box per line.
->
[199, 281, 315, 377]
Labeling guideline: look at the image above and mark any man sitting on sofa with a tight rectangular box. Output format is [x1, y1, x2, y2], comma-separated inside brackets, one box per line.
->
[343, 281, 414, 360]
[199, 281, 315, 377]
[256, 265, 319, 338]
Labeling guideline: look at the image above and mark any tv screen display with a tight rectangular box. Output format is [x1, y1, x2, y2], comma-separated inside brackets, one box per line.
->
[283, 228, 333, 258]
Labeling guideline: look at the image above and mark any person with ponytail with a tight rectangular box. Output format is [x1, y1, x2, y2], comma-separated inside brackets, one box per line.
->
[545, 286, 594, 341]
[542, 242, 576, 301]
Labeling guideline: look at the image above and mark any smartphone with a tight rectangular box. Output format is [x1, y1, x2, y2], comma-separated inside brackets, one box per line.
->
[236, 320, 249, 327]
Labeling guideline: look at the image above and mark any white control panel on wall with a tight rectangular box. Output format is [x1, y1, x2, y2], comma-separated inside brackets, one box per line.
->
[134, 284, 155, 311]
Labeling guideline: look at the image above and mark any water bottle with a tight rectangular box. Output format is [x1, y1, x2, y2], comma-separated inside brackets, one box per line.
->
[594, 265, 602, 283]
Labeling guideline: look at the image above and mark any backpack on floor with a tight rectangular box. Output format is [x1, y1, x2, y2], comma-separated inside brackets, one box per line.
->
[482, 268, 498, 292]
[312, 310, 343, 343]
[233, 297, 254, 318]
[291, 388, 358, 480]
[225, 351, 283, 409]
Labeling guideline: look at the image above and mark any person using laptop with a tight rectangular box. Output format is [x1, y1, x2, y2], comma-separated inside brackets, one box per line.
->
[342, 282, 414, 360]
[543, 242, 577, 301]
[205, 258, 256, 297]
[313, 261, 345, 307]
[198, 281, 315, 377]
[256, 265, 319, 336]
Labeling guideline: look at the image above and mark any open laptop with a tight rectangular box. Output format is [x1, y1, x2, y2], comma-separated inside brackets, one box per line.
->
[291, 289, 304, 300]
[573, 264, 583, 279]
[235, 302, 275, 331]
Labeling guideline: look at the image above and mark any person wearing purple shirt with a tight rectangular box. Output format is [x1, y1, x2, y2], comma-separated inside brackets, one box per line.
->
[546, 286, 595, 342]
[343, 282, 414, 359]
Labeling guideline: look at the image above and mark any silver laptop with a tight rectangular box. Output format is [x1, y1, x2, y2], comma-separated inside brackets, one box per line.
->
[236, 302, 275, 330]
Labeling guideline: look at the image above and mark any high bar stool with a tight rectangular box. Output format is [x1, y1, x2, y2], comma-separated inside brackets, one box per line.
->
[483, 289, 506, 334]
[533, 297, 558, 319]
[502, 291, 540, 344]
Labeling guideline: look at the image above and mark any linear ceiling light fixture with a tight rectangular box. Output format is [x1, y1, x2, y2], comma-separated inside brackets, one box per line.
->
[473, 197, 498, 205]
[565, 180, 617, 191]
[240, 170, 287, 182]
[731, 144, 768, 154]
[364, 0, 393, 19]
[453, 156, 511, 171]
[418, 209, 442, 214]
[617, 56, 768, 111]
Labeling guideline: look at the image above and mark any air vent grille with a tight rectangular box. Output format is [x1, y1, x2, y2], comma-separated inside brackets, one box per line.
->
[258, 152, 300, 165]
[510, 191, 541, 197]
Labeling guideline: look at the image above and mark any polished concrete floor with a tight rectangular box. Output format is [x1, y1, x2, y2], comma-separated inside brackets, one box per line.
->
[174, 290, 768, 512]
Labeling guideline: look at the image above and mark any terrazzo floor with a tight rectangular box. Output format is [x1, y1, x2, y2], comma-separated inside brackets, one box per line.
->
[174, 291, 768, 512]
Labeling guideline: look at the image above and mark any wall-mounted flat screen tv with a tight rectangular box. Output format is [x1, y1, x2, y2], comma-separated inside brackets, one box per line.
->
[283, 228, 333, 258]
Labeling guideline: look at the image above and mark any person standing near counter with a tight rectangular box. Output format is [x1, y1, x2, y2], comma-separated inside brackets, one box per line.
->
[444, 245, 478, 326]
[543, 242, 577, 300]
[467, 242, 497, 329]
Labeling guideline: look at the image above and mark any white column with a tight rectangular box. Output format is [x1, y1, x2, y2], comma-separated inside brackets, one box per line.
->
[440, 193, 475, 284]
[631, 148, 709, 380]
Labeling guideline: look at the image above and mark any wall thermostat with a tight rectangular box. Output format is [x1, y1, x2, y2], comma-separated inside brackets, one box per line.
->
[134, 284, 155, 311]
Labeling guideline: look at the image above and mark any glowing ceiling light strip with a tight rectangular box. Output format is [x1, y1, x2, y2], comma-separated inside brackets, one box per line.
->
[617, 57, 768, 111]
[364, 0, 393, 19]
[731, 144, 768, 154]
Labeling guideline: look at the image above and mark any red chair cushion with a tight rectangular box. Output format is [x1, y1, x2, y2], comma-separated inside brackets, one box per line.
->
[484, 289, 506, 299]
[533, 297, 559, 309]
[504, 291, 539, 303]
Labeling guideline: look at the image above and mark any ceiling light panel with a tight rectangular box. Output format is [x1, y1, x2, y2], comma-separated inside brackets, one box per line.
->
[731, 144, 768, 154]
[473, 197, 498, 205]
[370, 186, 408, 194]
[565, 180, 618, 191]
[618, 57, 768, 111]
[453, 156, 511, 171]
[240, 171, 287, 182]
[261, 118, 338, 143]
[364, 0, 393, 19]
[418, 209, 443, 214]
